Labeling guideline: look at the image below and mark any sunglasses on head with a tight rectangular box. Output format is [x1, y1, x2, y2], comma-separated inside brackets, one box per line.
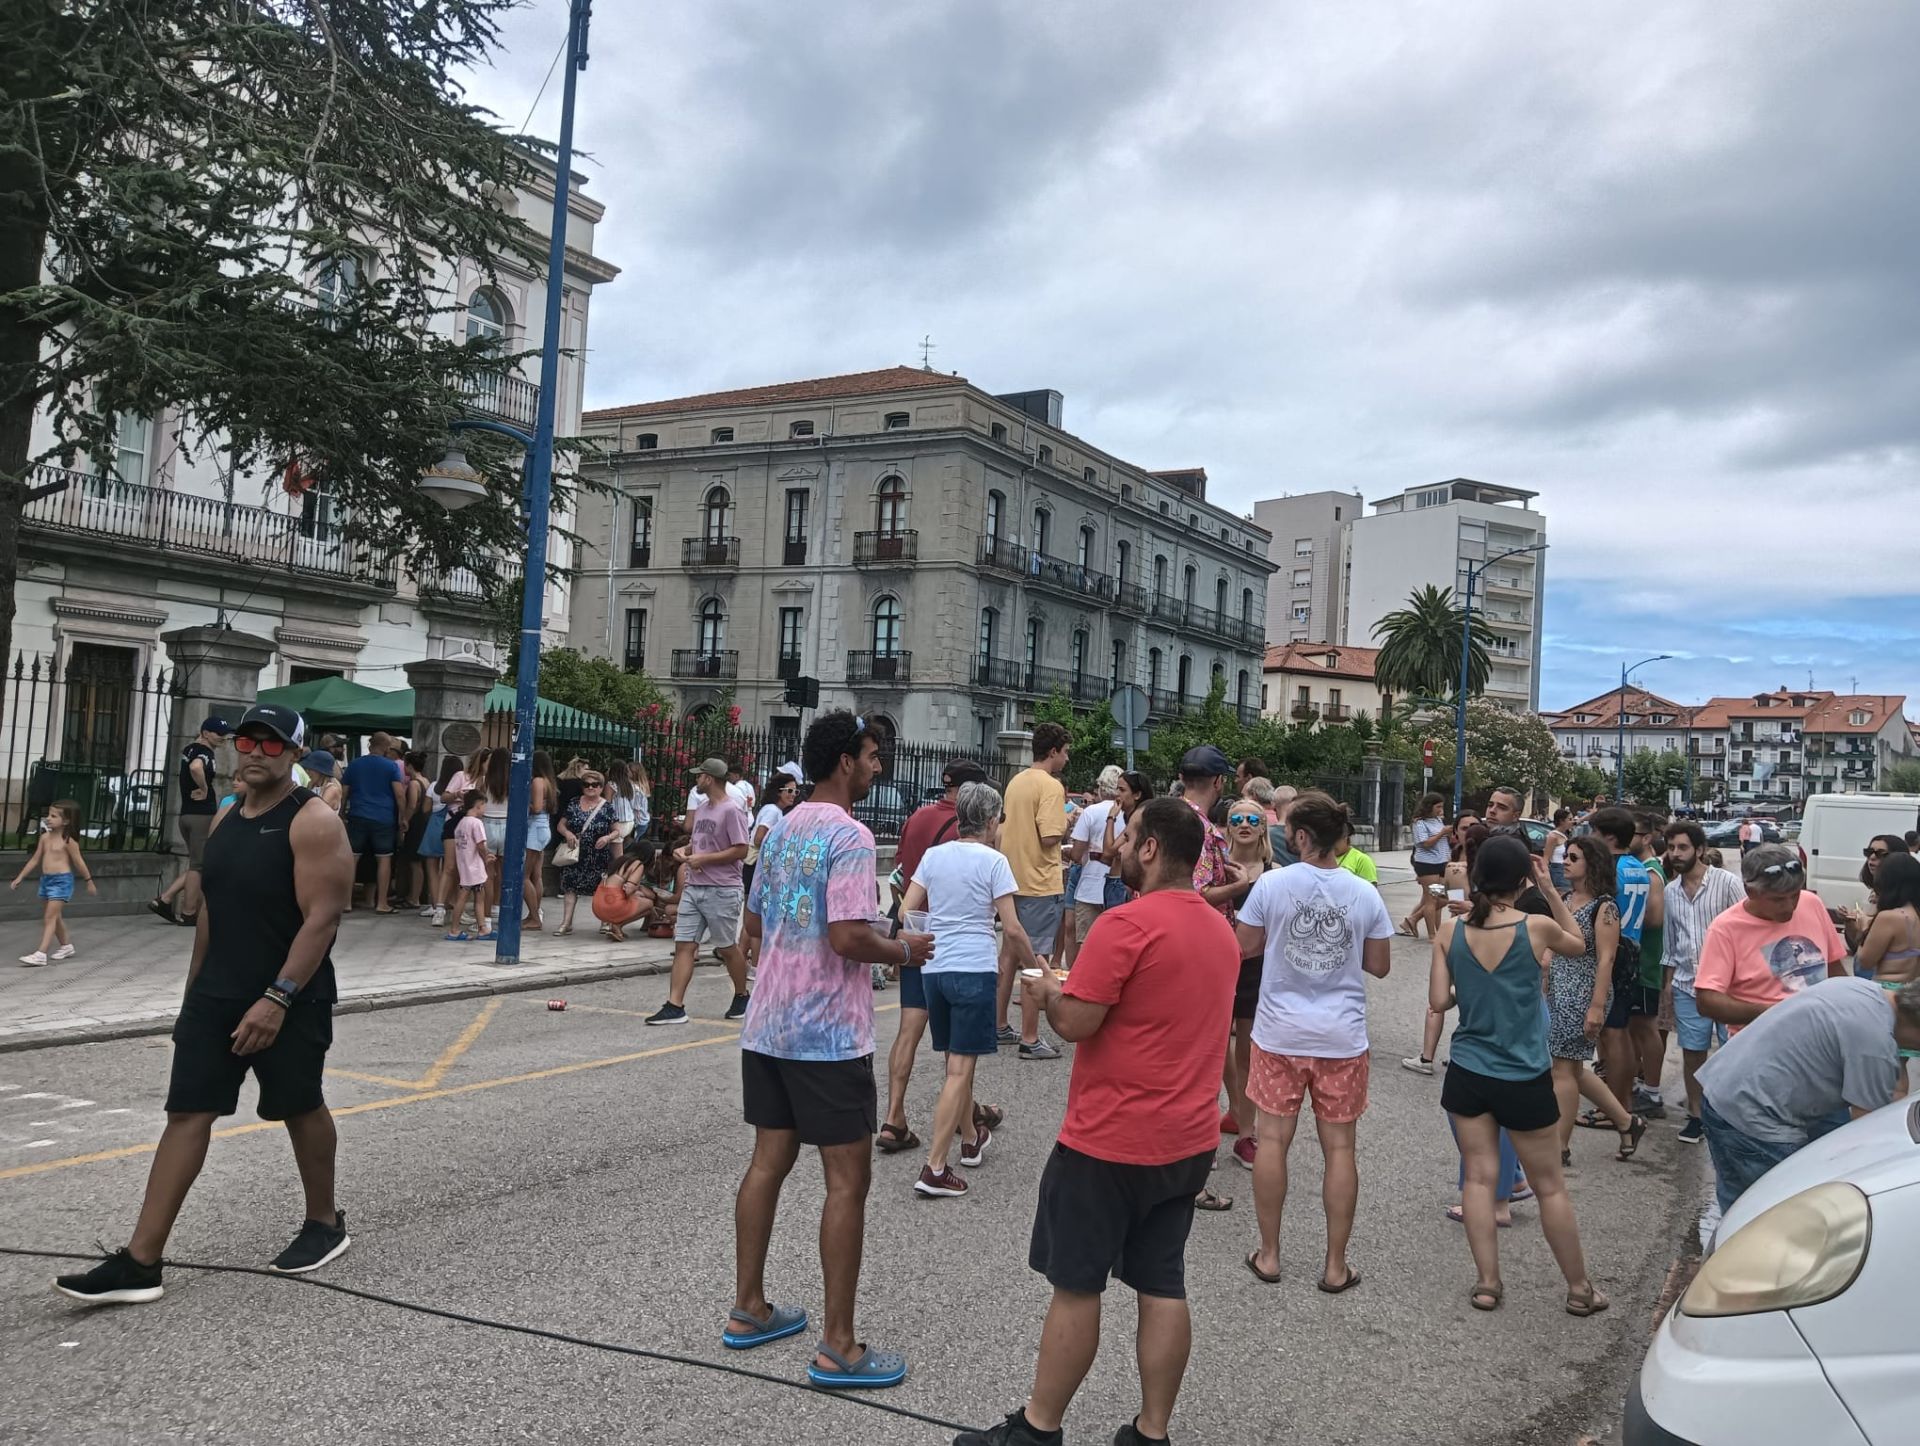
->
[1757, 858, 1804, 877]
[232, 733, 290, 757]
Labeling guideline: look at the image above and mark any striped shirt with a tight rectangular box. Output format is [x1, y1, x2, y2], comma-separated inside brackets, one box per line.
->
[1665, 865, 1745, 993]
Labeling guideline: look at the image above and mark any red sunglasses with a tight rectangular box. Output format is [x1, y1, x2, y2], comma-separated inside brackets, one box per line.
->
[233, 733, 291, 757]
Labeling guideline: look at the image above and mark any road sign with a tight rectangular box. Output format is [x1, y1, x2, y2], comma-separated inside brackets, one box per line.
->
[1109, 684, 1150, 769]
[1422, 739, 1436, 767]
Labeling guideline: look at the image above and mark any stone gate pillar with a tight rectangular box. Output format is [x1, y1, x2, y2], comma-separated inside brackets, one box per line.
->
[404, 657, 497, 777]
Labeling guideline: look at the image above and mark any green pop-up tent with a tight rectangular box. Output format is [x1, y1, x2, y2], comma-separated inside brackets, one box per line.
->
[365, 683, 634, 746]
[255, 676, 415, 735]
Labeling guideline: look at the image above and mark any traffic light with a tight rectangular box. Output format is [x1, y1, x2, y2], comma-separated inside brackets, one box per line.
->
[784, 675, 819, 708]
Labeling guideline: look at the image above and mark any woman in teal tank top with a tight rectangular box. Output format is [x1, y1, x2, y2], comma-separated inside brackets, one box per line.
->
[1429, 835, 1611, 1317]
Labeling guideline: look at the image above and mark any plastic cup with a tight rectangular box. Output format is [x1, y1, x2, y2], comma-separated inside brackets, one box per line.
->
[1020, 967, 1045, 979]
[902, 910, 930, 935]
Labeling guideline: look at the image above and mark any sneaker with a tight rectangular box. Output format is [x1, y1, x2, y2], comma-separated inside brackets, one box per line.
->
[55, 1248, 164, 1305]
[19, 951, 47, 967]
[1634, 1090, 1668, 1121]
[1018, 1039, 1061, 1061]
[1233, 1136, 1257, 1170]
[645, 1003, 689, 1026]
[1400, 1055, 1435, 1075]
[996, 1025, 1019, 1047]
[50, 944, 75, 961]
[1678, 1116, 1705, 1145]
[724, 993, 750, 1021]
[954, 1409, 1059, 1445]
[1220, 1112, 1241, 1136]
[269, 1212, 351, 1274]
[960, 1125, 992, 1168]
[418, 905, 436, 918]
[913, 1165, 969, 1198]
[430, 907, 446, 927]
[1113, 1418, 1166, 1446]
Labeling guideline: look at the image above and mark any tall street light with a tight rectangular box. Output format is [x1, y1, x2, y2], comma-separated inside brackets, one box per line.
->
[421, 0, 591, 965]
[1615, 653, 1673, 803]
[1453, 542, 1547, 816]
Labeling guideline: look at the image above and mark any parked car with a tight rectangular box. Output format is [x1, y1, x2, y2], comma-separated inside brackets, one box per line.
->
[852, 778, 916, 840]
[1704, 819, 1783, 848]
[1624, 1098, 1920, 1444]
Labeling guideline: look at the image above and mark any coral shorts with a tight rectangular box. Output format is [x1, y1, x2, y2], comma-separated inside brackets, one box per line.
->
[1246, 1043, 1370, 1124]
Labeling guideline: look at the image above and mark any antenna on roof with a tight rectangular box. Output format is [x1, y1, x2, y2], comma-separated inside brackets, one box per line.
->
[919, 334, 937, 371]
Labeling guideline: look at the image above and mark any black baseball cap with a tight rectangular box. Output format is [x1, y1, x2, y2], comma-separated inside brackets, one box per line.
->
[942, 759, 989, 789]
[199, 715, 233, 736]
[1179, 744, 1232, 777]
[237, 703, 307, 748]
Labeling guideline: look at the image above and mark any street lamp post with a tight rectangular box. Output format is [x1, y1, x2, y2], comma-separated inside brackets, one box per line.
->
[1615, 653, 1672, 804]
[1452, 543, 1547, 817]
[422, 0, 592, 966]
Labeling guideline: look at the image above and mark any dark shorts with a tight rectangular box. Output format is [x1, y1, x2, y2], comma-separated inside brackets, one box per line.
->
[1413, 860, 1447, 879]
[1440, 1061, 1560, 1134]
[1605, 937, 1644, 1029]
[741, 1050, 876, 1147]
[1625, 984, 1663, 1019]
[1233, 956, 1263, 1021]
[1029, 1143, 1214, 1298]
[345, 815, 396, 859]
[898, 962, 927, 1012]
[165, 992, 333, 1121]
[925, 970, 998, 1055]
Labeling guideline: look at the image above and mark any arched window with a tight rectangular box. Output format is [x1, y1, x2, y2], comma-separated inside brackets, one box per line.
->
[465, 289, 506, 345]
[697, 597, 725, 656]
[1214, 576, 1228, 616]
[1148, 647, 1163, 693]
[1025, 617, 1043, 679]
[789, 420, 815, 438]
[875, 476, 907, 535]
[1236, 670, 1250, 709]
[985, 490, 1004, 544]
[1115, 539, 1131, 581]
[1153, 555, 1169, 597]
[633, 433, 658, 450]
[1177, 654, 1193, 699]
[872, 596, 902, 656]
[1070, 628, 1088, 682]
[627, 496, 652, 568]
[1211, 660, 1225, 689]
[1110, 638, 1126, 687]
[1241, 587, 1254, 624]
[1037, 444, 1054, 466]
[1031, 508, 1051, 557]
[710, 426, 734, 444]
[979, 606, 998, 659]
[703, 485, 732, 543]
[1077, 526, 1093, 570]
[1183, 565, 1197, 606]
[314, 255, 361, 314]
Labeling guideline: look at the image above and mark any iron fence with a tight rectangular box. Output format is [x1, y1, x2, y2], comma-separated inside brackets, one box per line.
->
[2, 652, 181, 852]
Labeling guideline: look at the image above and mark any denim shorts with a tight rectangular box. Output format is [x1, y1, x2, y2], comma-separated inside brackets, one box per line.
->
[525, 813, 552, 851]
[345, 815, 396, 858]
[898, 962, 927, 1012]
[39, 871, 74, 902]
[1671, 985, 1728, 1054]
[925, 969, 999, 1055]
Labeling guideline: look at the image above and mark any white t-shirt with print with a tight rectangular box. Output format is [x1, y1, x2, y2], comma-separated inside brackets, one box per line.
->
[1240, 861, 1394, 1059]
[1071, 800, 1118, 904]
[911, 839, 1017, 975]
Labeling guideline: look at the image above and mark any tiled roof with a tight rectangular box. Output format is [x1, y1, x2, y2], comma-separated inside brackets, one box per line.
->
[1264, 641, 1381, 682]
[584, 366, 960, 422]
[1545, 688, 1688, 728]
[1804, 695, 1908, 735]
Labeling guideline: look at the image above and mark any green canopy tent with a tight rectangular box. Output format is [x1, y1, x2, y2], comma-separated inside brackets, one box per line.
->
[369, 684, 640, 749]
[255, 676, 415, 735]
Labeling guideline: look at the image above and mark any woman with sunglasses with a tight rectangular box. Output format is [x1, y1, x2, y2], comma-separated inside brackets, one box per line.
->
[554, 771, 617, 936]
[1220, 795, 1275, 1164]
[1855, 851, 1920, 1098]
[1843, 835, 1912, 953]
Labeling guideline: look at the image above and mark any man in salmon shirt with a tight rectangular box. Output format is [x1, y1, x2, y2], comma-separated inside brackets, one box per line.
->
[957, 798, 1237, 1446]
[1696, 844, 1848, 1034]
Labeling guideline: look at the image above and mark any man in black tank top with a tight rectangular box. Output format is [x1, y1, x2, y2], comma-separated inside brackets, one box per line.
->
[56, 703, 355, 1307]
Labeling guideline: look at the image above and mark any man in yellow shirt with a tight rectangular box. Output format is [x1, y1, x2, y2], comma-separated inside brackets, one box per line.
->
[999, 722, 1070, 1061]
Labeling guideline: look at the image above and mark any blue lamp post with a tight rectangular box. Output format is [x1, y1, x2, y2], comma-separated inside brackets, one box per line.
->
[1451, 543, 1547, 817]
[421, 0, 592, 965]
[1615, 654, 1673, 804]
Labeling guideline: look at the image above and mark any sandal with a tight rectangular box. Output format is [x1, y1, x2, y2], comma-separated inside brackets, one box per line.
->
[1446, 1204, 1511, 1228]
[1194, 1187, 1233, 1212]
[1244, 1249, 1280, 1285]
[1566, 1282, 1611, 1317]
[555, 925, 573, 937]
[1469, 1283, 1504, 1312]
[1616, 1115, 1648, 1160]
[806, 1340, 908, 1390]
[972, 1103, 1004, 1131]
[721, 1303, 808, 1350]
[1317, 1264, 1361, 1294]
[874, 1122, 921, 1154]
[1574, 1109, 1614, 1130]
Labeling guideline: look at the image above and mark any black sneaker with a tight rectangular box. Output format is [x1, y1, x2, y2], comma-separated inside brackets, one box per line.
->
[955, 1409, 1060, 1445]
[1678, 1115, 1706, 1145]
[269, 1212, 351, 1274]
[645, 1003, 689, 1026]
[1113, 1418, 1169, 1445]
[55, 1248, 163, 1305]
[724, 994, 750, 1021]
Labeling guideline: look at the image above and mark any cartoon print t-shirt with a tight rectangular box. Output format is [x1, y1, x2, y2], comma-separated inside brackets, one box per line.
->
[1239, 862, 1394, 1059]
[1694, 889, 1846, 1034]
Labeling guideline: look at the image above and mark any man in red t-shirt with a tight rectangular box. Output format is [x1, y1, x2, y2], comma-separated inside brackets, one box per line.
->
[960, 799, 1236, 1446]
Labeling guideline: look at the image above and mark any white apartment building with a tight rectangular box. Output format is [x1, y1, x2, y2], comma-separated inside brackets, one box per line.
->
[1261, 642, 1390, 725]
[1337, 479, 1546, 710]
[1252, 490, 1362, 647]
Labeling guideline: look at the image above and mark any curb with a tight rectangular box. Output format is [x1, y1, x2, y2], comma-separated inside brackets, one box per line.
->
[0, 957, 688, 1055]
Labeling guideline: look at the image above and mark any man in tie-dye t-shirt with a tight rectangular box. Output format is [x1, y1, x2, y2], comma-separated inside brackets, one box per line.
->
[727, 713, 933, 1390]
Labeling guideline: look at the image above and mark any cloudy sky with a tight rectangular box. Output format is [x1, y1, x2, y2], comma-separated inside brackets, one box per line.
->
[463, 1, 1919, 715]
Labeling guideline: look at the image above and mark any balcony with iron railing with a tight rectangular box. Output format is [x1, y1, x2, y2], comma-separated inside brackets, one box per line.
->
[20, 463, 399, 591]
[419, 556, 523, 603]
[1322, 703, 1352, 722]
[977, 536, 1127, 608]
[458, 370, 541, 430]
[1290, 702, 1320, 722]
[847, 650, 911, 686]
[968, 655, 1109, 702]
[682, 536, 742, 569]
[853, 530, 919, 566]
[671, 649, 738, 680]
[1144, 593, 1260, 649]
[777, 653, 803, 680]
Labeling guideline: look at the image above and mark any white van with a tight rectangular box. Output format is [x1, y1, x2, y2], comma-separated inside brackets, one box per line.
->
[1800, 792, 1920, 911]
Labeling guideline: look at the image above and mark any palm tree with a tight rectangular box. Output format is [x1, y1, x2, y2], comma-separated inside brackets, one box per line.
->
[1371, 584, 1494, 702]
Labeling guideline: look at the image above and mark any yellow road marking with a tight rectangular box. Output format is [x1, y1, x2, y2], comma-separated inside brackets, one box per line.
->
[0, 1028, 741, 1183]
[324, 997, 503, 1090]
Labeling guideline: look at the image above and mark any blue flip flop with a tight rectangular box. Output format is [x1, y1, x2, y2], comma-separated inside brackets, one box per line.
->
[806, 1340, 908, 1389]
[721, 1303, 808, 1350]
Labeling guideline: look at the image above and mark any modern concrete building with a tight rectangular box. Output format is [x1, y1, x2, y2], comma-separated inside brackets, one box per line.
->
[568, 367, 1277, 753]
[1252, 491, 1362, 647]
[1261, 642, 1390, 725]
[1338, 479, 1547, 710]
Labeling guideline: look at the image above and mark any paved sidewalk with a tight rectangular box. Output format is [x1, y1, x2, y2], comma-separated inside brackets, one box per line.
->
[0, 906, 681, 1052]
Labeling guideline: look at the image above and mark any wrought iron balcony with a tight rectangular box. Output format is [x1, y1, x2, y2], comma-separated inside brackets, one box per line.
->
[848, 650, 911, 685]
[777, 653, 803, 680]
[419, 556, 523, 602]
[1290, 702, 1320, 722]
[682, 536, 742, 569]
[854, 530, 918, 566]
[671, 649, 738, 680]
[458, 370, 540, 430]
[1322, 703, 1351, 722]
[976, 536, 1122, 605]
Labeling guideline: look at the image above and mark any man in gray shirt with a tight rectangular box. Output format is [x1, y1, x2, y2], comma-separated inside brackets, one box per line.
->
[1698, 977, 1920, 1212]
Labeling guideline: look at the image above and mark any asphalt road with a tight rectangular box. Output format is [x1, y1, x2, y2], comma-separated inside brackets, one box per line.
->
[0, 908, 1699, 1445]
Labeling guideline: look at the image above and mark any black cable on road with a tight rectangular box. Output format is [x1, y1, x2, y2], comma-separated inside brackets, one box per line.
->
[3, 1246, 975, 1437]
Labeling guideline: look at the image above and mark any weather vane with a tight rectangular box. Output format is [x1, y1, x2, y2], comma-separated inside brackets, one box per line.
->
[919, 334, 936, 371]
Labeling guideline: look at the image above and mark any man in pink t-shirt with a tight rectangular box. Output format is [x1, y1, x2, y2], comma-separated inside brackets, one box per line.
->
[1696, 845, 1847, 1034]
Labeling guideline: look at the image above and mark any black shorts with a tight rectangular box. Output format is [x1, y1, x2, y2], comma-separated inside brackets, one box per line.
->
[345, 815, 396, 858]
[741, 1050, 876, 1147]
[1413, 861, 1447, 879]
[1625, 984, 1663, 1019]
[1605, 938, 1644, 1029]
[1028, 1142, 1214, 1299]
[165, 992, 333, 1121]
[1233, 957, 1263, 1021]
[1440, 1062, 1559, 1134]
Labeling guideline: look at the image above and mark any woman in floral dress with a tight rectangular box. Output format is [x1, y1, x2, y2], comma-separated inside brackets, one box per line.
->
[555, 771, 618, 935]
[1547, 837, 1642, 1161]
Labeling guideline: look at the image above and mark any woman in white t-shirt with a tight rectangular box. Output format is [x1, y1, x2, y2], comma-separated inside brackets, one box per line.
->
[741, 776, 798, 977]
[1402, 792, 1452, 938]
[897, 781, 1040, 1198]
[1064, 766, 1124, 969]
